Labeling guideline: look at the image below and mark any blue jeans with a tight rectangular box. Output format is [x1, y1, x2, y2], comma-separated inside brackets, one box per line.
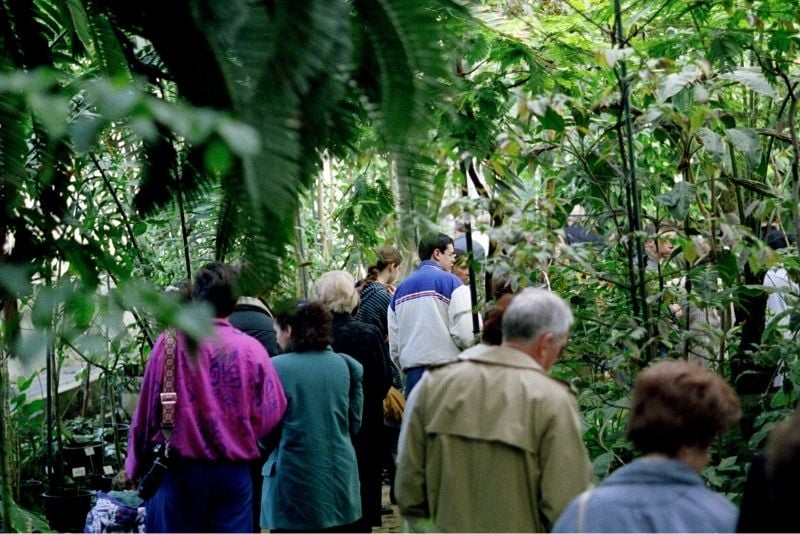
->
[403, 366, 427, 397]
[145, 460, 252, 532]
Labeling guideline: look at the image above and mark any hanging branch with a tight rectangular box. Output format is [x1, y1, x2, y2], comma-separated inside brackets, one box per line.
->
[89, 155, 156, 346]
[90, 154, 147, 267]
[458, 160, 481, 335]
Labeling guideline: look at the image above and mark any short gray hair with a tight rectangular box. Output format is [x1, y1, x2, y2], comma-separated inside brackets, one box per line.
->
[501, 288, 573, 344]
[314, 271, 359, 314]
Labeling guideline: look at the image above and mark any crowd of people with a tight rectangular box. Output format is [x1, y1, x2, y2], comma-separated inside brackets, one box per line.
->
[121, 230, 800, 533]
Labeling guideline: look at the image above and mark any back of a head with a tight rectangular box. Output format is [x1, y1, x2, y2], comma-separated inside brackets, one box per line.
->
[314, 271, 359, 314]
[375, 246, 403, 268]
[273, 299, 332, 353]
[765, 411, 800, 517]
[491, 272, 515, 299]
[418, 232, 454, 261]
[193, 262, 237, 318]
[627, 360, 741, 456]
[362, 246, 404, 286]
[567, 204, 586, 226]
[763, 227, 794, 251]
[501, 288, 573, 344]
[482, 294, 516, 345]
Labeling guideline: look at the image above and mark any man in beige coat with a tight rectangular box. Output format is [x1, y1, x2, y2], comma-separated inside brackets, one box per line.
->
[395, 288, 592, 532]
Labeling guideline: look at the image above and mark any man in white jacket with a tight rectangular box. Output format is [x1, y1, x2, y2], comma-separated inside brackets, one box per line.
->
[388, 232, 475, 396]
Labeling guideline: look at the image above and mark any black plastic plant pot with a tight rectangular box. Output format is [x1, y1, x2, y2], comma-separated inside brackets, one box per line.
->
[87, 474, 113, 492]
[102, 423, 130, 444]
[42, 488, 92, 532]
[19, 479, 44, 510]
[63, 441, 104, 476]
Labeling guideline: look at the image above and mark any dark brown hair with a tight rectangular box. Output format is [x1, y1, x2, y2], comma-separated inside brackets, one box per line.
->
[192, 263, 238, 318]
[361, 246, 403, 287]
[491, 272, 515, 299]
[273, 300, 332, 352]
[418, 232, 454, 261]
[626, 360, 740, 456]
[481, 294, 515, 346]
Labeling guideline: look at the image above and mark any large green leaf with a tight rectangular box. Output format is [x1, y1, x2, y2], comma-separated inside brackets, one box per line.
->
[656, 181, 695, 220]
[696, 127, 725, 158]
[718, 68, 776, 98]
[725, 127, 762, 169]
[657, 64, 702, 103]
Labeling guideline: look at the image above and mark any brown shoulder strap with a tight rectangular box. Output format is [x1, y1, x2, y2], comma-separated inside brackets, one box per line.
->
[160, 329, 178, 441]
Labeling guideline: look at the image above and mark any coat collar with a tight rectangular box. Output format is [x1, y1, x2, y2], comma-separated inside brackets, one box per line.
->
[236, 296, 270, 313]
[460, 345, 545, 372]
[418, 259, 444, 271]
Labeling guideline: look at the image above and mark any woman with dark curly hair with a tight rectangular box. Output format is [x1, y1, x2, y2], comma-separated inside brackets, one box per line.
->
[260, 300, 364, 533]
[554, 359, 741, 533]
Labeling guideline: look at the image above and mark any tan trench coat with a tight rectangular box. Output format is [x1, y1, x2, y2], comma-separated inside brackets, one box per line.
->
[395, 346, 592, 532]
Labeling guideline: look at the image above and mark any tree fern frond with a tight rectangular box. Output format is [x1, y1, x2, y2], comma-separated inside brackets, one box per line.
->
[84, 0, 131, 80]
[0, 93, 28, 224]
[352, 0, 468, 234]
[103, 0, 232, 108]
[198, 0, 356, 285]
[2, 0, 53, 68]
[353, 0, 466, 142]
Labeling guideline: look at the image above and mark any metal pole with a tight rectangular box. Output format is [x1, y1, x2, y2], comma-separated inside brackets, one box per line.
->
[460, 160, 480, 335]
[614, 0, 651, 347]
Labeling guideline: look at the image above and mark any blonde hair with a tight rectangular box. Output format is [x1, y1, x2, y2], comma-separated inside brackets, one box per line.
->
[314, 271, 359, 314]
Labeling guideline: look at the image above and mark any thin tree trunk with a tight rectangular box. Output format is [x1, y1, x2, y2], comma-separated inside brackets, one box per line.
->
[613, 0, 650, 360]
[0, 329, 13, 530]
[392, 159, 418, 279]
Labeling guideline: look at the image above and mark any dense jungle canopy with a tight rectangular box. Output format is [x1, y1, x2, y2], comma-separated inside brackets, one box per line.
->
[1, 0, 800, 530]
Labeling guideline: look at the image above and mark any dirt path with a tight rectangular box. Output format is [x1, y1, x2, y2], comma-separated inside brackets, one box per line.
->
[375, 484, 402, 533]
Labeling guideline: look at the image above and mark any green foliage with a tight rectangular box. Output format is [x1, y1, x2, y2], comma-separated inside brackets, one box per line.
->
[2, 0, 800, 515]
[334, 173, 396, 253]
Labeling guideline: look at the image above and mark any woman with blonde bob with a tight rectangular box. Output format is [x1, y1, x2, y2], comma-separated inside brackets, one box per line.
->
[554, 360, 741, 533]
[315, 271, 391, 531]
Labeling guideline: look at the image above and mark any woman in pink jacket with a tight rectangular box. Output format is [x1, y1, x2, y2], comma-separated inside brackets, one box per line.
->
[126, 263, 287, 532]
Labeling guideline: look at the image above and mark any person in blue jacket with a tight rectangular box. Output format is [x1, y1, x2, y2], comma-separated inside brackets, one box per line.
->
[260, 301, 363, 533]
[554, 359, 741, 533]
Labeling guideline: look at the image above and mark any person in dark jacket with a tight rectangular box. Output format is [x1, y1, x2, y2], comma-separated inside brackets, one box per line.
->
[738, 410, 800, 532]
[229, 264, 280, 358]
[229, 298, 279, 357]
[316, 271, 391, 532]
[228, 264, 280, 531]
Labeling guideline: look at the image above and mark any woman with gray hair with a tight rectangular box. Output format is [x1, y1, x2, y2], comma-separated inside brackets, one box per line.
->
[315, 271, 391, 531]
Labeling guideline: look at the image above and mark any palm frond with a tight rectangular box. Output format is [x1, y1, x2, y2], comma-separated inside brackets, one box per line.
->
[2, 0, 53, 68]
[353, 0, 467, 226]
[84, 0, 131, 80]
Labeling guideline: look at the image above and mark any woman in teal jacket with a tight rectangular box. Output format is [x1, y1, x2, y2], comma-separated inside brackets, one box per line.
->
[261, 301, 363, 532]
